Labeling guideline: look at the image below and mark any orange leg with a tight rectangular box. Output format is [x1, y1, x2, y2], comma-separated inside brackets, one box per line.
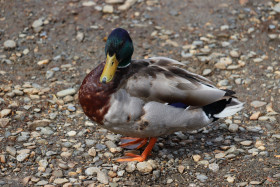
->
[120, 137, 148, 149]
[116, 137, 157, 162]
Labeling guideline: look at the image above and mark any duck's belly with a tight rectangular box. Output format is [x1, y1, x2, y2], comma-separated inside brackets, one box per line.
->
[103, 90, 212, 138]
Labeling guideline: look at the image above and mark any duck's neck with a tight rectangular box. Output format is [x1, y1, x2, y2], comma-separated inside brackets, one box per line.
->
[118, 58, 131, 68]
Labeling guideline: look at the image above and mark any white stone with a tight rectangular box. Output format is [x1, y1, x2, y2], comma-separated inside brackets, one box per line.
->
[85, 167, 108, 184]
[227, 176, 235, 183]
[273, 3, 280, 13]
[126, 162, 136, 172]
[103, 5, 114, 13]
[32, 19, 43, 28]
[209, 163, 219, 172]
[39, 159, 48, 168]
[88, 147, 96, 157]
[0, 109, 11, 118]
[228, 124, 239, 132]
[53, 178, 69, 184]
[215, 152, 225, 159]
[250, 101, 266, 108]
[202, 69, 212, 76]
[57, 88, 76, 97]
[67, 131, 77, 136]
[82, 1, 96, 6]
[37, 59, 50, 66]
[105, 0, 124, 4]
[6, 146, 16, 156]
[137, 162, 153, 173]
[76, 32, 84, 42]
[118, 0, 137, 11]
[4, 40, 16, 49]
[240, 140, 253, 146]
[230, 50, 240, 58]
[17, 153, 29, 162]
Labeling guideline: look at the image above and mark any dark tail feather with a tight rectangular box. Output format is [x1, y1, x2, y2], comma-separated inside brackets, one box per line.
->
[203, 98, 244, 121]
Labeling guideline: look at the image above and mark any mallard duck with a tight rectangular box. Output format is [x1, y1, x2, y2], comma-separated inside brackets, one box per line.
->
[79, 28, 244, 162]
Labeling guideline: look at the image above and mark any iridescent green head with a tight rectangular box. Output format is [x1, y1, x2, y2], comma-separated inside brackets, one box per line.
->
[100, 28, 134, 83]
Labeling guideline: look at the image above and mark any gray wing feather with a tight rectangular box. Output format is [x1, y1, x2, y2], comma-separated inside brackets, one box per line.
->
[123, 57, 226, 106]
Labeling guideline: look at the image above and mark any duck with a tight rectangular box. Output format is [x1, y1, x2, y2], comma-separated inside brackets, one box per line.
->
[79, 28, 244, 162]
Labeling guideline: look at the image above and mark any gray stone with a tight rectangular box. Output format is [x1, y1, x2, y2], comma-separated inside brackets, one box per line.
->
[36, 180, 48, 186]
[0, 118, 10, 128]
[273, 3, 280, 13]
[4, 40, 16, 49]
[272, 134, 280, 139]
[53, 178, 69, 184]
[137, 162, 153, 173]
[202, 69, 212, 76]
[218, 79, 229, 86]
[17, 153, 29, 162]
[46, 151, 57, 156]
[0, 109, 11, 118]
[46, 70, 54, 79]
[105, 141, 117, 153]
[6, 146, 16, 156]
[196, 173, 208, 182]
[228, 124, 239, 132]
[39, 159, 48, 168]
[117, 170, 125, 177]
[32, 18, 43, 28]
[67, 105, 76, 112]
[76, 32, 84, 42]
[126, 162, 136, 172]
[85, 139, 96, 147]
[85, 167, 108, 184]
[40, 127, 54, 135]
[52, 169, 63, 178]
[88, 147, 96, 157]
[250, 101, 267, 108]
[209, 163, 219, 172]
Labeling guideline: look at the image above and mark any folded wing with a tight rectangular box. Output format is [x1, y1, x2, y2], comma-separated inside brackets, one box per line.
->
[123, 57, 227, 106]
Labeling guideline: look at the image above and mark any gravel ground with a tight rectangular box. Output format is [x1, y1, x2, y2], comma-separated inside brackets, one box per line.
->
[0, 0, 280, 186]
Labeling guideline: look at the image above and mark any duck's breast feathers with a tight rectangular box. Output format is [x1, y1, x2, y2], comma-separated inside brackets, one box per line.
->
[79, 62, 125, 124]
[125, 57, 226, 106]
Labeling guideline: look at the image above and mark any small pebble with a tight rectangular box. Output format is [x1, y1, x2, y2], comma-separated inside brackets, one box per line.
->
[137, 162, 153, 173]
[57, 88, 76, 97]
[227, 176, 235, 183]
[192, 155, 201, 162]
[103, 5, 114, 13]
[228, 124, 239, 132]
[250, 111, 261, 120]
[250, 101, 267, 108]
[240, 140, 253, 146]
[4, 40, 16, 49]
[196, 174, 208, 182]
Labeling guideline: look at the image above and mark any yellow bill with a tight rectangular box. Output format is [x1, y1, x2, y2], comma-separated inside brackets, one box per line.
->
[100, 53, 119, 83]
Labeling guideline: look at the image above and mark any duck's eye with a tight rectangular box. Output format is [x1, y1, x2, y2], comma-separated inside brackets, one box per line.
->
[111, 62, 114, 65]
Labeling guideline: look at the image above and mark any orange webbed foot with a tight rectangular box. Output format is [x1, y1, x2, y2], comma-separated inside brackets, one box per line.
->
[116, 137, 157, 162]
[119, 137, 148, 150]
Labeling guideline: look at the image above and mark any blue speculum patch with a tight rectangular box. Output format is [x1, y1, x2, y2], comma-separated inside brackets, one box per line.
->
[169, 102, 189, 109]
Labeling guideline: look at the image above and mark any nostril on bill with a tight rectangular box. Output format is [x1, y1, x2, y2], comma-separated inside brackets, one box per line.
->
[102, 77, 107, 83]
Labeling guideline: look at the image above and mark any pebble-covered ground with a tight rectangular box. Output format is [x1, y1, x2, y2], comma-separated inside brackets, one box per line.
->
[0, 0, 280, 186]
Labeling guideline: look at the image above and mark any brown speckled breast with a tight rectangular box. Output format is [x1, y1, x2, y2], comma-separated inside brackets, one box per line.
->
[79, 62, 129, 124]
